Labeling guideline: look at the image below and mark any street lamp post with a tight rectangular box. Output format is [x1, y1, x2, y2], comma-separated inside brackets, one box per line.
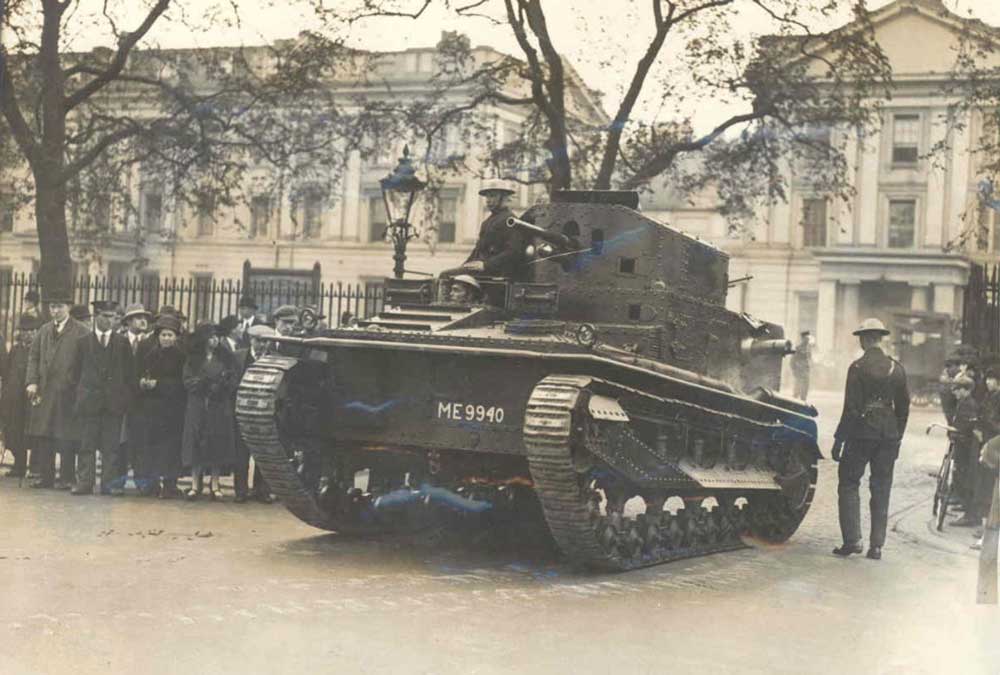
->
[380, 145, 426, 279]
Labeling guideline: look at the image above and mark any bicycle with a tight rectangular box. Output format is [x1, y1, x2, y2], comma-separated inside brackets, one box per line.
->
[927, 423, 957, 531]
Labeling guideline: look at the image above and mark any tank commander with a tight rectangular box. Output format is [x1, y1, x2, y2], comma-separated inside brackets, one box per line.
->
[448, 275, 484, 305]
[442, 179, 527, 280]
[831, 318, 910, 561]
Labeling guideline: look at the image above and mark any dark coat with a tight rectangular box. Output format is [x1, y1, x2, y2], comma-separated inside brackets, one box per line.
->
[0, 343, 31, 451]
[123, 333, 156, 444]
[979, 390, 1000, 439]
[181, 346, 239, 467]
[26, 318, 89, 441]
[834, 347, 910, 442]
[136, 344, 187, 478]
[465, 207, 527, 279]
[75, 332, 135, 417]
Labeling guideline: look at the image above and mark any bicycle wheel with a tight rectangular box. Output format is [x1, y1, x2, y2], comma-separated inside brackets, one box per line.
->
[935, 446, 953, 532]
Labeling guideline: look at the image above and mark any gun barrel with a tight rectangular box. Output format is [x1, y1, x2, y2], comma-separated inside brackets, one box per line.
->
[506, 216, 573, 249]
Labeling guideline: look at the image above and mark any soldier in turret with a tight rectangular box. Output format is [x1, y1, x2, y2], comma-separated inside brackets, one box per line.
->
[831, 318, 910, 561]
[443, 180, 528, 281]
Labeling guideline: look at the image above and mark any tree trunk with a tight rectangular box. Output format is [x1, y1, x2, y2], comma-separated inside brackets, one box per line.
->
[34, 179, 73, 294]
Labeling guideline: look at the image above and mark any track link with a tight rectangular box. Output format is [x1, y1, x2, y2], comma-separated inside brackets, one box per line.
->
[524, 375, 816, 571]
[236, 356, 338, 530]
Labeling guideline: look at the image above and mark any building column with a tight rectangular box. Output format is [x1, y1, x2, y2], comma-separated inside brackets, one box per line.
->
[817, 280, 837, 357]
[841, 282, 860, 354]
[933, 283, 956, 316]
[910, 284, 931, 312]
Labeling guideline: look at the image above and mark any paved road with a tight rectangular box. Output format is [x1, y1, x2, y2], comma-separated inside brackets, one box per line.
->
[2, 391, 997, 675]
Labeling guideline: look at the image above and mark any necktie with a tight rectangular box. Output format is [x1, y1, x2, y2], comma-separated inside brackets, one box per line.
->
[101, 333, 108, 348]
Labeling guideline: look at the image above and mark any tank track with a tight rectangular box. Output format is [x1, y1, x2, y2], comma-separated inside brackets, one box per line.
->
[524, 375, 816, 571]
[236, 356, 531, 536]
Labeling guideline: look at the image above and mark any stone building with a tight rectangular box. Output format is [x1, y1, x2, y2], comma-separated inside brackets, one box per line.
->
[646, 0, 999, 382]
[0, 35, 606, 293]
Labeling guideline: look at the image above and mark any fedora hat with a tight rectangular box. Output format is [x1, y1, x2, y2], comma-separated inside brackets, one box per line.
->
[852, 318, 890, 337]
[122, 302, 152, 322]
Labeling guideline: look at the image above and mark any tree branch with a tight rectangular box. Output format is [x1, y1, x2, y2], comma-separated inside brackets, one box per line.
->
[622, 111, 763, 189]
[63, 0, 171, 112]
[0, 49, 40, 164]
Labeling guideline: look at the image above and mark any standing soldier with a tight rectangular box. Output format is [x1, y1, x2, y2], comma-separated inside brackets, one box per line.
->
[790, 331, 812, 401]
[73, 301, 134, 496]
[26, 287, 89, 489]
[831, 318, 910, 561]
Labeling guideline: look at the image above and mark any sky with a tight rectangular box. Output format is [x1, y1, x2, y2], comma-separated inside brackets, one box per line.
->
[12, 0, 1000, 132]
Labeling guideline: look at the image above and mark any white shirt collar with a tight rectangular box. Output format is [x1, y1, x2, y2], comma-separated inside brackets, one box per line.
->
[96, 329, 111, 342]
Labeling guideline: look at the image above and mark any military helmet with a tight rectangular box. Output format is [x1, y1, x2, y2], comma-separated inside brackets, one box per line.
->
[852, 318, 890, 336]
[478, 179, 516, 197]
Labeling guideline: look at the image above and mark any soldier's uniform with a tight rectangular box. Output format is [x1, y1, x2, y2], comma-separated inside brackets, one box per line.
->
[834, 322, 910, 555]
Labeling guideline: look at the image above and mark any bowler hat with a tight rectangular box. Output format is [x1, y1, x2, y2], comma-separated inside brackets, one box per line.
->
[238, 295, 258, 310]
[24, 290, 40, 304]
[122, 302, 152, 322]
[852, 318, 890, 337]
[70, 304, 92, 321]
[42, 287, 73, 304]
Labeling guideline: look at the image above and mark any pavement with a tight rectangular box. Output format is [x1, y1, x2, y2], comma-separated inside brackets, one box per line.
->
[1, 390, 998, 675]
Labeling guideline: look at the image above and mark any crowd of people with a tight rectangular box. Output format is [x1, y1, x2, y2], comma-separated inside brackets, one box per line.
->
[0, 289, 327, 503]
[938, 346, 1000, 548]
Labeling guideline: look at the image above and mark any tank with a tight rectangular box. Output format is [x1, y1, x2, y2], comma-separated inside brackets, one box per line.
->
[236, 190, 820, 571]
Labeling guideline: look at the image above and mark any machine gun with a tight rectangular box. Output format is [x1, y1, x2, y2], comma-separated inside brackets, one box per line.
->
[506, 216, 582, 263]
[507, 216, 576, 250]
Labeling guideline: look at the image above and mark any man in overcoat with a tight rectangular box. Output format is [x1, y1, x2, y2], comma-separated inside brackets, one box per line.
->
[120, 303, 154, 490]
[73, 301, 135, 495]
[831, 318, 910, 561]
[26, 288, 89, 489]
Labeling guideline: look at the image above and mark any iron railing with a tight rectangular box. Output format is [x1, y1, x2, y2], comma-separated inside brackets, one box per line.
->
[0, 272, 383, 340]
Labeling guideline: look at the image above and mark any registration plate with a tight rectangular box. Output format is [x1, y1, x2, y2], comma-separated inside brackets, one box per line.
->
[436, 401, 507, 425]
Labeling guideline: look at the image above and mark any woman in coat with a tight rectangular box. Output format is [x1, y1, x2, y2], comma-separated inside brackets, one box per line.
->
[181, 322, 239, 500]
[136, 314, 187, 499]
[1, 315, 41, 477]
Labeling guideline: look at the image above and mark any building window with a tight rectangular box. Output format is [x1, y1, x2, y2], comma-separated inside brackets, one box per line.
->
[437, 195, 458, 243]
[143, 191, 163, 232]
[93, 194, 111, 231]
[302, 190, 322, 239]
[0, 194, 14, 232]
[196, 194, 215, 236]
[368, 196, 387, 243]
[250, 194, 270, 238]
[801, 198, 827, 247]
[888, 199, 916, 248]
[892, 114, 920, 164]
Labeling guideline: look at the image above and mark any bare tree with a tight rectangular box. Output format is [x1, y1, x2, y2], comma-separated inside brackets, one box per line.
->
[0, 1, 360, 291]
[318, 0, 893, 220]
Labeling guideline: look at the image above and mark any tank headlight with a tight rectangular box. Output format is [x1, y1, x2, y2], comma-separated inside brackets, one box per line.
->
[576, 323, 598, 348]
